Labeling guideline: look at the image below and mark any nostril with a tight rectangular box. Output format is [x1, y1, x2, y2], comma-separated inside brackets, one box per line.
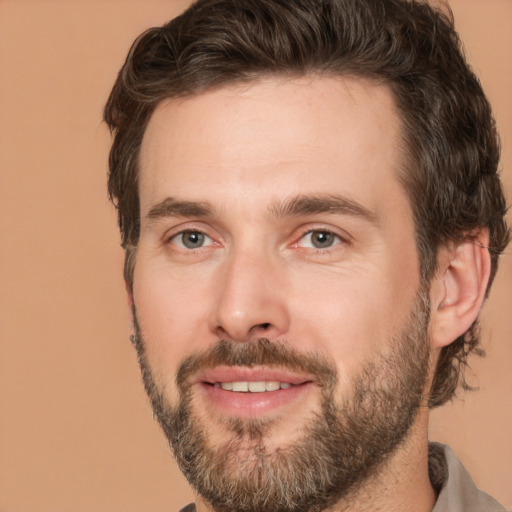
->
[260, 323, 271, 330]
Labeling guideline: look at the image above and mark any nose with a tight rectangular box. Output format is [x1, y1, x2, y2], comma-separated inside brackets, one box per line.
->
[210, 247, 290, 342]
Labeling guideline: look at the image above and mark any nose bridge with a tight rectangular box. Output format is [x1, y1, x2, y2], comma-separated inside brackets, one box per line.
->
[211, 240, 289, 342]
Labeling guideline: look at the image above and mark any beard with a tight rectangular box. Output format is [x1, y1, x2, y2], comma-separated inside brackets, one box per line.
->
[131, 291, 431, 512]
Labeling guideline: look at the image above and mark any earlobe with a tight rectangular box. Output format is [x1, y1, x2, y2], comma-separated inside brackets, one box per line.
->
[429, 230, 491, 349]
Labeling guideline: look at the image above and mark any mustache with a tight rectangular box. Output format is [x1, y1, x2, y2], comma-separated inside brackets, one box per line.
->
[176, 338, 338, 390]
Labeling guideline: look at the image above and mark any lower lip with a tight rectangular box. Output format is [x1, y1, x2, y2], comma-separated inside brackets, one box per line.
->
[199, 382, 314, 418]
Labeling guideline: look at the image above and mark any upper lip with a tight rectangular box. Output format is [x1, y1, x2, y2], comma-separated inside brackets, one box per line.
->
[195, 366, 313, 385]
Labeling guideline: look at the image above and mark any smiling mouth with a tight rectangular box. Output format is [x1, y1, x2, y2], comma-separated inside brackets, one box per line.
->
[198, 370, 316, 417]
[212, 381, 295, 392]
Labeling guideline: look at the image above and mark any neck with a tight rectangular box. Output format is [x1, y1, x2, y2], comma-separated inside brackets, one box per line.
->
[328, 407, 436, 512]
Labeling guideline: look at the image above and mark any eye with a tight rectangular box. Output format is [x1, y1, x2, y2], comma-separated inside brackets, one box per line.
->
[170, 230, 213, 249]
[298, 230, 342, 249]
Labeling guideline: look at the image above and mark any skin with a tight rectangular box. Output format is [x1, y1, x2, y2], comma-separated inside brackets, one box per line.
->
[131, 76, 490, 511]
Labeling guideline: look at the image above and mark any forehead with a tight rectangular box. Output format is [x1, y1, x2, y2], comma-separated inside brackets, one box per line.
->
[139, 76, 408, 221]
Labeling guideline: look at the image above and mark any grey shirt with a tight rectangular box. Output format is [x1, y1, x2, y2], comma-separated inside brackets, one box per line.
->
[179, 443, 506, 512]
[431, 443, 506, 512]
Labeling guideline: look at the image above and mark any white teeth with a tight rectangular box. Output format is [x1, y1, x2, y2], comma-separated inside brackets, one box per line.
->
[216, 381, 294, 392]
[248, 381, 266, 392]
[232, 382, 249, 392]
[266, 381, 280, 391]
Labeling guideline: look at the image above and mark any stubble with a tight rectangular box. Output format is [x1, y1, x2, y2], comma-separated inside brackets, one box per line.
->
[131, 291, 431, 512]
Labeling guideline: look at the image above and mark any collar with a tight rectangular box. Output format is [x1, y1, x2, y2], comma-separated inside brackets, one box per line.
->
[430, 442, 506, 512]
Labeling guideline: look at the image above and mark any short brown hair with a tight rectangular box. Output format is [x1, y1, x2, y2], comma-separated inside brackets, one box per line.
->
[104, 0, 510, 407]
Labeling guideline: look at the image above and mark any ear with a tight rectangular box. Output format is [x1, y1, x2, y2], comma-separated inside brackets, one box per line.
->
[126, 281, 134, 309]
[429, 230, 491, 349]
[126, 280, 135, 334]
[124, 246, 137, 330]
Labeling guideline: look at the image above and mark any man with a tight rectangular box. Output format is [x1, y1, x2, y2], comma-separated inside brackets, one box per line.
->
[104, 0, 510, 511]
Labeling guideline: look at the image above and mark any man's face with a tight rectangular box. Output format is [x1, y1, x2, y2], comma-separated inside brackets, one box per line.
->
[133, 77, 430, 511]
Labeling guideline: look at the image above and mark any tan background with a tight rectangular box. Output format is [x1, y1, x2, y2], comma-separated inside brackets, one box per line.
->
[0, 1, 510, 511]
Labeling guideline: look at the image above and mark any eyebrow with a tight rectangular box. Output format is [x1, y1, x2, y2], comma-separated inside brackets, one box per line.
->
[270, 194, 379, 225]
[145, 193, 378, 225]
[146, 197, 214, 221]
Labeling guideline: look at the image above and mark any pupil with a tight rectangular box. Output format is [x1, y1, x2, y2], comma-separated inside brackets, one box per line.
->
[183, 232, 204, 248]
[312, 231, 333, 248]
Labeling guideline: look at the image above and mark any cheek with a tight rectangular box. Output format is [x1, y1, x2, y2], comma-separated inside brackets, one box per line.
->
[287, 263, 418, 385]
[291, 283, 381, 372]
[132, 259, 215, 386]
